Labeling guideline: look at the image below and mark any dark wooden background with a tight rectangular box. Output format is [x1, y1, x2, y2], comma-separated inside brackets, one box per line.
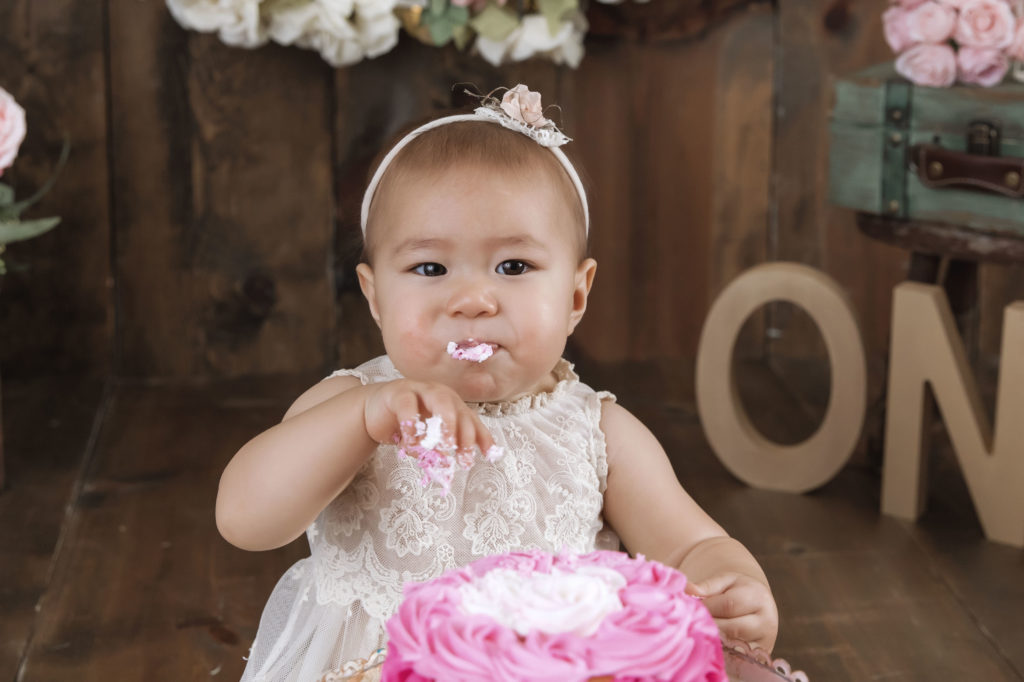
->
[2, 0, 1023, 389]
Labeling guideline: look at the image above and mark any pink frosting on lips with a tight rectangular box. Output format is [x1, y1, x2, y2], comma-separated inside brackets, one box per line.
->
[381, 550, 727, 682]
[447, 339, 495, 362]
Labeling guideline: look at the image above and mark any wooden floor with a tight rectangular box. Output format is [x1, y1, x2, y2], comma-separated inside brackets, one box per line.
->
[1, 361, 1022, 681]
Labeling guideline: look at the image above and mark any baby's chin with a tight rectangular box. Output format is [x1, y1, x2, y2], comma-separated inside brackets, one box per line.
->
[451, 373, 507, 404]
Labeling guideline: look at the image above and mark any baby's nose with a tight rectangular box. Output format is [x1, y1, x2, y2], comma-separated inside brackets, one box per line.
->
[446, 279, 498, 317]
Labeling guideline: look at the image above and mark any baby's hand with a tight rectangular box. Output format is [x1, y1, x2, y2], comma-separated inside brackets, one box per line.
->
[686, 572, 778, 653]
[362, 379, 494, 457]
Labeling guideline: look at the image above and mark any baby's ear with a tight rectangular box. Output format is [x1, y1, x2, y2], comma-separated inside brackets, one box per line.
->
[356, 263, 382, 328]
[568, 258, 597, 333]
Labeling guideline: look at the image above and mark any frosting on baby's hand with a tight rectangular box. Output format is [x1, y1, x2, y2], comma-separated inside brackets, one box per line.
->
[447, 340, 494, 362]
[397, 415, 504, 494]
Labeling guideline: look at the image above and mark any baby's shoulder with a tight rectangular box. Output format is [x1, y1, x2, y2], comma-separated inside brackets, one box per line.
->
[283, 373, 364, 421]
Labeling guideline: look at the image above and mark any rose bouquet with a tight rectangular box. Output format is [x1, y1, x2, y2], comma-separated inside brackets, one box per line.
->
[165, 0, 648, 69]
[883, 0, 1024, 87]
[0, 86, 66, 276]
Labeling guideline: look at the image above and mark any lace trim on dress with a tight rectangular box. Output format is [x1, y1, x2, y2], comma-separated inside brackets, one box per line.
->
[326, 367, 375, 385]
[470, 360, 579, 417]
[589, 390, 616, 494]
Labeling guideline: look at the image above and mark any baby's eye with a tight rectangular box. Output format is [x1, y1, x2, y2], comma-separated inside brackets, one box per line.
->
[496, 260, 530, 276]
[412, 263, 447, 277]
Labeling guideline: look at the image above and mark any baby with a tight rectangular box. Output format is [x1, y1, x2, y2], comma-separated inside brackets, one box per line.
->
[217, 85, 778, 682]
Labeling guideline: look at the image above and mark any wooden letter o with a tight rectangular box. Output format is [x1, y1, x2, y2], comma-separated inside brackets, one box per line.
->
[696, 263, 867, 492]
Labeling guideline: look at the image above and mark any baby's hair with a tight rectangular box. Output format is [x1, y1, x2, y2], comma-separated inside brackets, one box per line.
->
[362, 118, 589, 263]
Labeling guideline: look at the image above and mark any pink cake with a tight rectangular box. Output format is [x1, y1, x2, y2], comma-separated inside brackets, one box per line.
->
[381, 550, 727, 682]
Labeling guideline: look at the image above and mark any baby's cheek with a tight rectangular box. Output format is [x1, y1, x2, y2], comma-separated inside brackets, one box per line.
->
[396, 326, 437, 363]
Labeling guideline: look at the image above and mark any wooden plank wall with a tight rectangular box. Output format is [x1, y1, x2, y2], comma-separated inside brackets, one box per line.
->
[2, 0, 1022, 386]
[0, 1, 112, 377]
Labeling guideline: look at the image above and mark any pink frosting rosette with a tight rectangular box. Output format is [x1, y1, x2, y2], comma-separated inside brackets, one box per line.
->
[382, 550, 727, 682]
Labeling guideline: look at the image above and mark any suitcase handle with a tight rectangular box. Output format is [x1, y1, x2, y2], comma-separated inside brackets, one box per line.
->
[911, 144, 1024, 199]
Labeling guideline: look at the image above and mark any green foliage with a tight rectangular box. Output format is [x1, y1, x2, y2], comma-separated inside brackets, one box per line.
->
[422, 0, 471, 47]
[537, 0, 578, 35]
[0, 137, 69, 275]
[471, 3, 519, 42]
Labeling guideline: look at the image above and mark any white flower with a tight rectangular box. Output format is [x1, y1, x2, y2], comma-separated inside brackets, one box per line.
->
[353, 0, 401, 58]
[0, 86, 27, 177]
[357, 14, 400, 57]
[265, 0, 320, 45]
[265, 0, 366, 66]
[165, 0, 267, 47]
[477, 14, 585, 68]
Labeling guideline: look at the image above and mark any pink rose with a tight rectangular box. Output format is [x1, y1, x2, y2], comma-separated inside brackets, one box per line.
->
[896, 42, 958, 85]
[957, 46, 1011, 85]
[954, 0, 1017, 48]
[886, 2, 959, 53]
[906, 1, 958, 43]
[0, 86, 27, 177]
[500, 84, 549, 128]
[884, 7, 915, 52]
[1008, 21, 1024, 60]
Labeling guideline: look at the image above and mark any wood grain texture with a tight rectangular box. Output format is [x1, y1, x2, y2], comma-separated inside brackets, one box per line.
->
[586, 0, 765, 42]
[570, 15, 772, 363]
[0, 377, 103, 680]
[0, 1, 111, 378]
[773, 0, 907, 366]
[709, 5, 773, 359]
[110, 6, 335, 379]
[16, 378, 312, 681]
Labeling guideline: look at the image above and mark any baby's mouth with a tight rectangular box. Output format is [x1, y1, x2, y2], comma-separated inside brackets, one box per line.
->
[447, 339, 497, 362]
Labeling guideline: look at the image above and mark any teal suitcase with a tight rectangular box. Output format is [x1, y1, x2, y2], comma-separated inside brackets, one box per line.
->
[829, 63, 1024, 238]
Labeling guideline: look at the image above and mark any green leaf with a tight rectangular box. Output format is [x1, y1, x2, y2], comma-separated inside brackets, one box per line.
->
[0, 217, 61, 245]
[537, 0, 577, 36]
[0, 183, 13, 207]
[452, 23, 473, 51]
[470, 3, 519, 42]
[7, 135, 70, 217]
[422, 2, 469, 47]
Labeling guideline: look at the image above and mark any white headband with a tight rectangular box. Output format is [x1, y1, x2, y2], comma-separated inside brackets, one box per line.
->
[360, 87, 589, 236]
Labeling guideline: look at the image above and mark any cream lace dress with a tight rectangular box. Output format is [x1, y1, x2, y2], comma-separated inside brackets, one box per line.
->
[240, 355, 619, 682]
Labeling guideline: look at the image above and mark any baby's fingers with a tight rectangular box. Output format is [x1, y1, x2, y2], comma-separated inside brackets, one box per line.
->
[390, 389, 424, 437]
[699, 583, 763, 620]
[453, 410, 488, 459]
[714, 614, 770, 650]
[686, 574, 738, 599]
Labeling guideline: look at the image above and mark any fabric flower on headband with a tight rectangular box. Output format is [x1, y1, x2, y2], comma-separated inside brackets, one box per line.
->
[500, 84, 550, 128]
[471, 85, 570, 148]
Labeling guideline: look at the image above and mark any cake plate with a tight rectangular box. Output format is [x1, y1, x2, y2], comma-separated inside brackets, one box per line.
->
[723, 641, 809, 682]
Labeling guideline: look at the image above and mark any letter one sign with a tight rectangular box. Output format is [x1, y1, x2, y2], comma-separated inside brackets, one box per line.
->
[695, 262, 1024, 548]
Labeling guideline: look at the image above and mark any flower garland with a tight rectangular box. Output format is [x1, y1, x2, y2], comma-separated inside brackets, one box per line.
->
[883, 0, 1024, 87]
[165, 0, 648, 68]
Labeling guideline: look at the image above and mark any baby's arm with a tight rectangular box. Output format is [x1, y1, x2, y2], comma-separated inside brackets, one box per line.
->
[600, 401, 778, 652]
[216, 376, 493, 552]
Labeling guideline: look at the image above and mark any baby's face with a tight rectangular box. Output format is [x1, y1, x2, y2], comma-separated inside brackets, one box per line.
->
[357, 164, 595, 403]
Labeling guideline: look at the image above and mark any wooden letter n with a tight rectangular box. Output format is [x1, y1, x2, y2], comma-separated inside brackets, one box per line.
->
[882, 282, 1024, 547]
